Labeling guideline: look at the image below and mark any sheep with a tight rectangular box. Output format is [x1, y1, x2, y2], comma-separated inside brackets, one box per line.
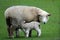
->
[4, 6, 51, 38]
[20, 21, 41, 37]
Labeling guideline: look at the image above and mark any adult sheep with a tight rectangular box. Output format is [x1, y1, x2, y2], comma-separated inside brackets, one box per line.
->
[4, 6, 50, 38]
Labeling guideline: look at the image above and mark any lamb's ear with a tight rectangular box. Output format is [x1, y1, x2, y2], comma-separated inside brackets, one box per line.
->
[48, 14, 51, 16]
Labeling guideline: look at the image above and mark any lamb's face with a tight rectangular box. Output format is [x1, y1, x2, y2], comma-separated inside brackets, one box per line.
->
[38, 11, 50, 24]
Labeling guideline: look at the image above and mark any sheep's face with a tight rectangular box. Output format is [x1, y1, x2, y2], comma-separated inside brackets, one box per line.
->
[38, 11, 50, 24]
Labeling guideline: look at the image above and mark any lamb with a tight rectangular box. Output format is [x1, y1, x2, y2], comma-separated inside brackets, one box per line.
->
[18, 21, 41, 37]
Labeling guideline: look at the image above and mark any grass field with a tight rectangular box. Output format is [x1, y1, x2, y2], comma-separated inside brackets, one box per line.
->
[0, 0, 60, 40]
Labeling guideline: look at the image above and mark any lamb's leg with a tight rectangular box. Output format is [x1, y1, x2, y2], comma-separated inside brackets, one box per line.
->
[35, 27, 41, 37]
[25, 29, 30, 37]
[37, 29, 41, 37]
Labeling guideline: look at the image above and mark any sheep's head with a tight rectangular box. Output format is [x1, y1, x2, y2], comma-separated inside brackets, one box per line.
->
[37, 9, 51, 24]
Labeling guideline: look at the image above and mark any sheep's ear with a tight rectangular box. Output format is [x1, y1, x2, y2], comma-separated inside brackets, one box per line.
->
[48, 14, 51, 16]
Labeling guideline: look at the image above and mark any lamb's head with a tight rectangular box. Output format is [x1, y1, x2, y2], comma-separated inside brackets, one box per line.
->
[37, 9, 51, 24]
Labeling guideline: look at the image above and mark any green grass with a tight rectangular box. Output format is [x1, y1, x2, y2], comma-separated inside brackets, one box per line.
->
[0, 0, 60, 40]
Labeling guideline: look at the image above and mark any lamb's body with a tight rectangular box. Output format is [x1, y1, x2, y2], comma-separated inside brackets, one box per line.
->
[22, 21, 40, 29]
[21, 21, 41, 37]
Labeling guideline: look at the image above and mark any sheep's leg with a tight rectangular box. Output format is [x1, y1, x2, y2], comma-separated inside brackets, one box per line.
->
[6, 17, 14, 38]
[25, 29, 30, 37]
[37, 29, 41, 37]
[29, 30, 31, 37]
[7, 25, 14, 38]
[15, 28, 20, 38]
[35, 27, 41, 37]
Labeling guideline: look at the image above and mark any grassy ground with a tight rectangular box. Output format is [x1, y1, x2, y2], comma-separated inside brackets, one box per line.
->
[0, 0, 60, 40]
